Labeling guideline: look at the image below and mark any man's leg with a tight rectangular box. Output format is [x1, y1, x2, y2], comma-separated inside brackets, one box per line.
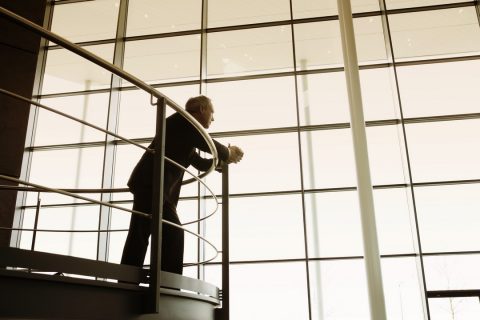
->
[121, 192, 152, 267]
[161, 207, 184, 275]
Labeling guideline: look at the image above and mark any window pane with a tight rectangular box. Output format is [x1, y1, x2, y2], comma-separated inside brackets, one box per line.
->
[24, 193, 100, 210]
[209, 133, 301, 194]
[19, 209, 39, 250]
[297, 71, 349, 125]
[51, 0, 119, 43]
[35, 93, 109, 146]
[381, 257, 426, 319]
[229, 195, 305, 261]
[424, 254, 480, 290]
[126, 0, 201, 36]
[108, 205, 131, 263]
[386, 0, 467, 9]
[374, 188, 417, 255]
[294, 21, 343, 69]
[204, 198, 224, 262]
[25, 205, 100, 260]
[310, 258, 425, 319]
[298, 68, 398, 126]
[367, 125, 407, 186]
[207, 26, 293, 78]
[305, 191, 363, 258]
[230, 262, 309, 320]
[354, 16, 388, 64]
[415, 184, 480, 253]
[305, 188, 417, 258]
[389, 7, 480, 61]
[41, 44, 114, 94]
[124, 36, 200, 84]
[301, 129, 356, 189]
[206, 76, 297, 132]
[429, 297, 480, 320]
[405, 119, 480, 183]
[309, 260, 370, 319]
[27, 148, 104, 207]
[294, 17, 386, 70]
[208, 0, 290, 28]
[177, 199, 200, 264]
[292, 0, 379, 19]
[29, 147, 104, 190]
[397, 60, 480, 118]
[182, 266, 199, 280]
[360, 68, 399, 121]
[204, 264, 222, 289]
[117, 85, 199, 139]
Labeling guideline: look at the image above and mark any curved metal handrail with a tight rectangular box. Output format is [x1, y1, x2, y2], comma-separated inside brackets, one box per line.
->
[0, 227, 129, 233]
[0, 175, 149, 218]
[0, 185, 130, 193]
[0, 182, 217, 226]
[0, 88, 214, 187]
[0, 175, 218, 265]
[0, 89, 219, 225]
[0, 6, 219, 176]
[165, 160, 219, 226]
[0, 88, 151, 153]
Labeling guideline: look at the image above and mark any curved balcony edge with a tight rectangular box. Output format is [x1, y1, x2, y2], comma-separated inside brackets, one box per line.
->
[0, 247, 221, 320]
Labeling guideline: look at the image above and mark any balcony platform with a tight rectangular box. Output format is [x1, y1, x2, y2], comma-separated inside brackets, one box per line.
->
[0, 247, 220, 320]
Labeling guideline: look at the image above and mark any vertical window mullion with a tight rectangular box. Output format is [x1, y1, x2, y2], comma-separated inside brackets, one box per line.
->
[97, 0, 129, 262]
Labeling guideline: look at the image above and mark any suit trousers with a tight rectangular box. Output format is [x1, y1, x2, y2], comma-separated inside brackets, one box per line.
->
[121, 191, 184, 275]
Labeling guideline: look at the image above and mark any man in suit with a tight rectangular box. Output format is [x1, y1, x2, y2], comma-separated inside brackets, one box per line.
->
[121, 95, 243, 275]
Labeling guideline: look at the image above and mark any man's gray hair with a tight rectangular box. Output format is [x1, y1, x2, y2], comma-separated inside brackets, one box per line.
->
[185, 95, 211, 112]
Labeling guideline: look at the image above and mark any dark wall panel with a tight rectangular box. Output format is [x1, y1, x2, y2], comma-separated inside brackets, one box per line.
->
[0, 1, 47, 246]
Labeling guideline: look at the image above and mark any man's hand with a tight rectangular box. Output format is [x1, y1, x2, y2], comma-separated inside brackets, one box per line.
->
[228, 145, 244, 164]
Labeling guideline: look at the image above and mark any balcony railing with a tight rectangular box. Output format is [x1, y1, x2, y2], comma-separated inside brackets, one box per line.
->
[0, 5, 230, 319]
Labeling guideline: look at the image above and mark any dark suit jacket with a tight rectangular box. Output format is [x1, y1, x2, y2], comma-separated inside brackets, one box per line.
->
[127, 112, 229, 211]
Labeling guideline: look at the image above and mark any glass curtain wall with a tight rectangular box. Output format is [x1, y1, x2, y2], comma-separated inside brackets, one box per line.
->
[15, 0, 480, 319]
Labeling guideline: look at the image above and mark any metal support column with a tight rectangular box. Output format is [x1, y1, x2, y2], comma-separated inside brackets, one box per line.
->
[149, 96, 167, 313]
[220, 162, 230, 320]
[336, 1, 387, 319]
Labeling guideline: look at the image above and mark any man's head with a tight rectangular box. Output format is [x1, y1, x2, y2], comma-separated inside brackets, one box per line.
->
[185, 95, 215, 129]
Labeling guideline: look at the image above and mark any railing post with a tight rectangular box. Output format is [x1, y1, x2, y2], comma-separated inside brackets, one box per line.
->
[30, 192, 41, 251]
[221, 162, 230, 320]
[149, 96, 166, 313]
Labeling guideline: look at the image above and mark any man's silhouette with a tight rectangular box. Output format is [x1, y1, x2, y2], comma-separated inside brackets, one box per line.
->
[121, 95, 243, 275]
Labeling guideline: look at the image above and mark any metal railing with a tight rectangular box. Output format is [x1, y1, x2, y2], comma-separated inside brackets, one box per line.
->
[0, 5, 230, 317]
[0, 89, 220, 226]
[0, 174, 219, 265]
[0, 6, 218, 181]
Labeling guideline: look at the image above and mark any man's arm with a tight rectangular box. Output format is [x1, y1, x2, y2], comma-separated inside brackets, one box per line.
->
[197, 139, 244, 164]
[189, 123, 243, 163]
[190, 151, 214, 172]
[189, 125, 229, 161]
